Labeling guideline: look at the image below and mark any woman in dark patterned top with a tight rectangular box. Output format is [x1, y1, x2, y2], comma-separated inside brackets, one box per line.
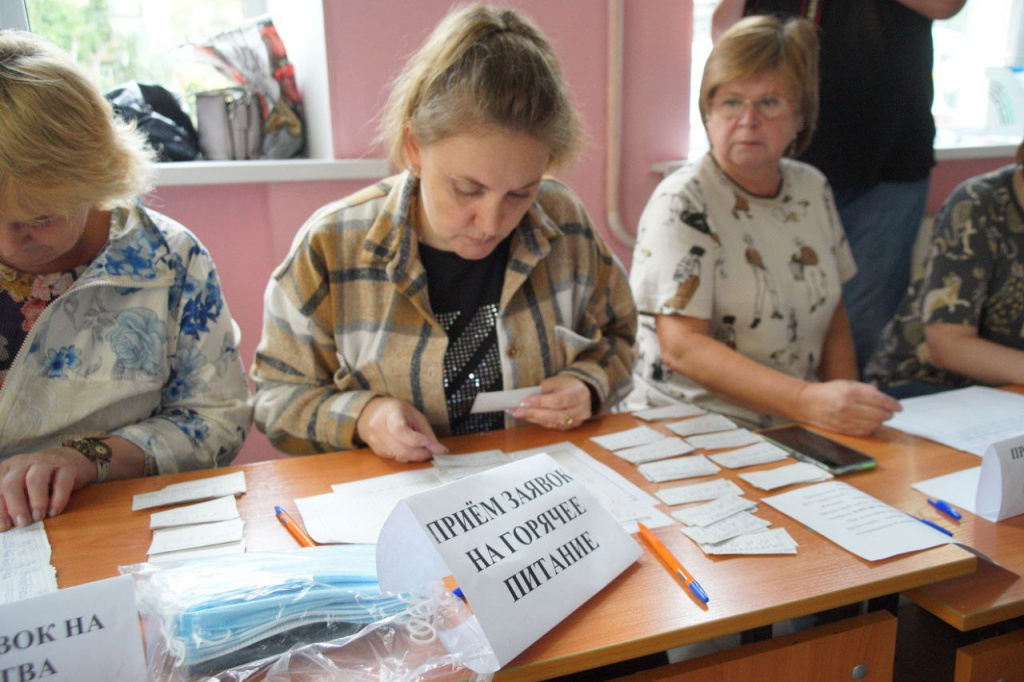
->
[866, 138, 1024, 397]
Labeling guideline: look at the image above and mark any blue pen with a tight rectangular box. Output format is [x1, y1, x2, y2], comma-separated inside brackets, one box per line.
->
[928, 498, 962, 521]
[915, 516, 954, 537]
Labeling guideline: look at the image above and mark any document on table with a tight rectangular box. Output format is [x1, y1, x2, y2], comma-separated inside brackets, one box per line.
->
[912, 468, 980, 513]
[680, 510, 771, 544]
[886, 386, 1024, 456]
[149, 495, 240, 528]
[671, 493, 757, 527]
[612, 436, 695, 464]
[699, 528, 798, 555]
[709, 441, 790, 469]
[763, 481, 954, 561]
[638, 454, 721, 483]
[740, 462, 833, 491]
[296, 468, 442, 544]
[655, 478, 745, 506]
[590, 425, 666, 451]
[132, 471, 247, 510]
[685, 429, 762, 451]
[148, 539, 247, 563]
[147, 518, 245, 555]
[666, 413, 737, 437]
[0, 522, 58, 604]
[633, 403, 706, 421]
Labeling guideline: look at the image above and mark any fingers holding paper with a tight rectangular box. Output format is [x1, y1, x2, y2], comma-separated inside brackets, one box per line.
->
[0, 448, 93, 530]
[356, 397, 448, 463]
[797, 380, 902, 436]
[508, 375, 593, 431]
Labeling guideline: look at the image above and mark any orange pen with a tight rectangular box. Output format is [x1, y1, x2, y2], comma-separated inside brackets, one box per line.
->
[636, 522, 709, 603]
[274, 505, 317, 547]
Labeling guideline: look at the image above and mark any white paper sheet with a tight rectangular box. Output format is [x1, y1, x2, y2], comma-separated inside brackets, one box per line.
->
[680, 511, 771, 544]
[709, 441, 790, 469]
[666, 413, 737, 437]
[638, 455, 721, 483]
[149, 495, 239, 528]
[147, 539, 247, 563]
[633, 403, 706, 421]
[700, 528, 798, 555]
[612, 437, 695, 464]
[590, 425, 666, 451]
[977, 434, 1024, 521]
[912, 468, 981, 513]
[763, 481, 953, 561]
[739, 461, 833, 491]
[655, 479, 745, 506]
[132, 471, 246, 510]
[886, 386, 1024, 456]
[432, 450, 509, 467]
[470, 387, 542, 413]
[296, 468, 442, 544]
[671, 494, 757, 527]
[686, 429, 763, 451]
[147, 518, 245, 555]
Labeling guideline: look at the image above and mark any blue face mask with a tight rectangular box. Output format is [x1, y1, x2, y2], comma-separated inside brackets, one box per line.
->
[127, 545, 412, 670]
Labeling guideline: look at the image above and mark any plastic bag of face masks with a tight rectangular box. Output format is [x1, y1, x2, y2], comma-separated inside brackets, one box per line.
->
[120, 545, 494, 681]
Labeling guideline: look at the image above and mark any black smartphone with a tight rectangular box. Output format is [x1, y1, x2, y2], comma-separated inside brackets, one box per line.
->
[761, 424, 877, 475]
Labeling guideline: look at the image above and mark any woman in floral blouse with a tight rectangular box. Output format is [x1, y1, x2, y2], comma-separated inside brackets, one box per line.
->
[0, 32, 252, 530]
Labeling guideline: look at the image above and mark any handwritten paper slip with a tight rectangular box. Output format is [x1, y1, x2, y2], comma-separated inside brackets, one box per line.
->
[132, 471, 246, 510]
[681, 511, 772, 544]
[634, 403, 706, 421]
[701, 528, 799, 556]
[639, 455, 721, 483]
[149, 495, 239, 529]
[470, 387, 542, 414]
[507, 442, 675, 530]
[740, 462, 833, 491]
[656, 479, 745, 506]
[590, 425, 666, 451]
[671, 494, 757, 527]
[709, 441, 791, 469]
[0, 522, 58, 605]
[886, 386, 1024, 456]
[912, 469, 981, 514]
[148, 539, 247, 564]
[666, 413, 737, 437]
[686, 429, 763, 451]
[612, 437, 695, 465]
[763, 481, 954, 561]
[147, 518, 245, 556]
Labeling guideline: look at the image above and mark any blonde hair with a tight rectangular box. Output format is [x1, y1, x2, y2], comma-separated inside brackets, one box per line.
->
[0, 31, 154, 215]
[700, 15, 819, 157]
[379, 3, 583, 170]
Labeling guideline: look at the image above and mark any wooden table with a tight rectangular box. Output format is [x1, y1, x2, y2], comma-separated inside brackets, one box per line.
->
[48, 413, 979, 680]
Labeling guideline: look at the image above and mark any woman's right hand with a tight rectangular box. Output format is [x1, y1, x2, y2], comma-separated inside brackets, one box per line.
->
[356, 397, 448, 463]
[796, 380, 902, 436]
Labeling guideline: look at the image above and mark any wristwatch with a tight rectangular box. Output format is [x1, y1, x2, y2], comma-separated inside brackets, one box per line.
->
[62, 437, 113, 482]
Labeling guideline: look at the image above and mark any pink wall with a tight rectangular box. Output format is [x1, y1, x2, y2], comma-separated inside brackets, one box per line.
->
[149, 1, 1009, 465]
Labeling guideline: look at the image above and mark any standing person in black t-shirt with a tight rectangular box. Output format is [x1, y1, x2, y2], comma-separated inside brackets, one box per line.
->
[713, 0, 966, 372]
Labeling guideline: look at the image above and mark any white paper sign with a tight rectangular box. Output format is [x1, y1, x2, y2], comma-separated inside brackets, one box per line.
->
[976, 434, 1024, 521]
[376, 454, 641, 673]
[0, 575, 147, 681]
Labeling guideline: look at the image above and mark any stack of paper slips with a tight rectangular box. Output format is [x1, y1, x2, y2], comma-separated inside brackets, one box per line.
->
[0, 522, 58, 604]
[670, 493, 798, 555]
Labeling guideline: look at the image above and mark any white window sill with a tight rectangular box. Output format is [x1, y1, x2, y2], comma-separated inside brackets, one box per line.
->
[154, 158, 390, 187]
[653, 143, 1018, 177]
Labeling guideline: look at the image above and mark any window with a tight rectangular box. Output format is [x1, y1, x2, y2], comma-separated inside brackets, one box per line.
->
[688, 0, 1024, 160]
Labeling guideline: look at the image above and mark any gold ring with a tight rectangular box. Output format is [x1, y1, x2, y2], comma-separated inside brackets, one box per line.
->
[565, 416, 574, 426]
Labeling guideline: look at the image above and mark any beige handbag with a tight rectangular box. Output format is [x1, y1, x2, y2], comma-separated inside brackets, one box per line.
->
[195, 87, 262, 160]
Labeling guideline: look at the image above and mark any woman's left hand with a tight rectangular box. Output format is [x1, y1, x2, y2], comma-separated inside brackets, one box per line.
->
[507, 375, 593, 431]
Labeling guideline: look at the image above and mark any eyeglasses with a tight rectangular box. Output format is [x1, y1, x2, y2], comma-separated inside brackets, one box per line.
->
[711, 95, 793, 120]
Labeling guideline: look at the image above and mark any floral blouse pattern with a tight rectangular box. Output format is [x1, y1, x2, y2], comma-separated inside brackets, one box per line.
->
[0, 204, 253, 473]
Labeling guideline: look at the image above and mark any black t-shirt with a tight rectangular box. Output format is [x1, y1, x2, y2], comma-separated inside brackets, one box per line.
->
[745, 0, 936, 187]
[419, 235, 511, 435]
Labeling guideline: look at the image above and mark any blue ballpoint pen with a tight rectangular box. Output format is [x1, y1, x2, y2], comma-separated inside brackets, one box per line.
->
[928, 498, 962, 521]
[915, 516, 954, 537]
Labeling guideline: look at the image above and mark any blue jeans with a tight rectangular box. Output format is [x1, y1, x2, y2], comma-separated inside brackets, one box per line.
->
[833, 179, 930, 373]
